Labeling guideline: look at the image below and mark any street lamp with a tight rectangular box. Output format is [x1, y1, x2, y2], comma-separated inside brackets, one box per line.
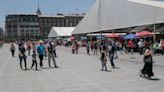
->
[153, 7, 157, 43]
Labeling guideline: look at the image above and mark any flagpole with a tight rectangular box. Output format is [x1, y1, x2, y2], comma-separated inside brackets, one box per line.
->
[153, 7, 156, 43]
[99, 0, 102, 41]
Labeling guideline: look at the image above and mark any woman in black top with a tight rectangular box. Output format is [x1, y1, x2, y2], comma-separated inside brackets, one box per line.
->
[140, 46, 154, 79]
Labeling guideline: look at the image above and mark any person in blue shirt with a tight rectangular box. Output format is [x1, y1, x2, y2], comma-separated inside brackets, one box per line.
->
[37, 41, 45, 68]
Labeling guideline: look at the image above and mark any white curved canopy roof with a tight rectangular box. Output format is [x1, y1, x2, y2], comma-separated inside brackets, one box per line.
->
[72, 0, 164, 34]
[48, 27, 75, 38]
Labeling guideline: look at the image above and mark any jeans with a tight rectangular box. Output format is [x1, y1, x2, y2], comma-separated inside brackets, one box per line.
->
[101, 60, 107, 70]
[38, 55, 44, 68]
[48, 53, 57, 67]
[31, 60, 37, 70]
[19, 55, 27, 69]
[11, 50, 15, 57]
[109, 54, 115, 67]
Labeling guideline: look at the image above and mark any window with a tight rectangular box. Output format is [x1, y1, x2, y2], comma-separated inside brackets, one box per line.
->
[25, 30, 29, 37]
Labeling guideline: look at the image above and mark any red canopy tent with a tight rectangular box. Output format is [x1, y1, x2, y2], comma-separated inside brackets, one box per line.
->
[69, 36, 75, 40]
[105, 33, 119, 38]
[136, 31, 153, 37]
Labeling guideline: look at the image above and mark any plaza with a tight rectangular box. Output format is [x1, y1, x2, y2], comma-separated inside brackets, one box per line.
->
[0, 44, 164, 92]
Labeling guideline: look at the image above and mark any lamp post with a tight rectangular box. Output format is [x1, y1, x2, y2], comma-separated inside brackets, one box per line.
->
[153, 23, 156, 43]
[153, 7, 157, 43]
[99, 0, 102, 41]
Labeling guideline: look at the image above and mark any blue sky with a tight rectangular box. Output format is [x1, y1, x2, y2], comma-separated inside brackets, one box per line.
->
[0, 0, 96, 29]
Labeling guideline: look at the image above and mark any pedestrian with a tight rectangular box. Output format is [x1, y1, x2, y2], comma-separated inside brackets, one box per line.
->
[90, 41, 94, 52]
[94, 41, 98, 55]
[18, 42, 27, 70]
[48, 42, 58, 68]
[44, 42, 49, 59]
[128, 40, 133, 54]
[53, 41, 57, 57]
[37, 40, 45, 68]
[138, 39, 144, 55]
[86, 42, 90, 55]
[161, 40, 164, 55]
[140, 46, 154, 79]
[10, 43, 15, 57]
[31, 51, 38, 70]
[108, 42, 116, 68]
[75, 41, 79, 54]
[71, 42, 76, 54]
[27, 42, 32, 56]
[100, 46, 108, 71]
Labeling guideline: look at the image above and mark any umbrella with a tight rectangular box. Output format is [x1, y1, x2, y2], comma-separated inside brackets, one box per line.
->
[124, 33, 137, 40]
[69, 36, 75, 40]
[106, 33, 119, 38]
[81, 36, 87, 40]
[96, 35, 106, 40]
[136, 31, 153, 37]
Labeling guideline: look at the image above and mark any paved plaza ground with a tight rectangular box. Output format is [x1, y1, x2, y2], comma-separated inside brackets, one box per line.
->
[0, 44, 164, 92]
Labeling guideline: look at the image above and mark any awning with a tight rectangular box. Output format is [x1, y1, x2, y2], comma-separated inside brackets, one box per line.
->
[48, 27, 75, 38]
[72, 0, 164, 34]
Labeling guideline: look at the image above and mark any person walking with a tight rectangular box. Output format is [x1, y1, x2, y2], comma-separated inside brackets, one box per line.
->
[86, 42, 90, 55]
[75, 41, 79, 54]
[10, 43, 15, 57]
[90, 41, 94, 52]
[27, 42, 32, 56]
[48, 42, 58, 68]
[108, 42, 116, 68]
[44, 42, 49, 59]
[31, 51, 38, 70]
[53, 41, 57, 57]
[100, 46, 108, 71]
[140, 46, 154, 79]
[161, 40, 164, 55]
[71, 42, 76, 54]
[94, 41, 98, 55]
[18, 42, 27, 70]
[138, 39, 144, 55]
[128, 40, 133, 54]
[37, 40, 45, 68]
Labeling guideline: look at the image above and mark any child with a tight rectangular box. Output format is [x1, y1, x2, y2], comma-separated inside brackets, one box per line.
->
[10, 43, 15, 57]
[31, 51, 38, 70]
[100, 46, 108, 71]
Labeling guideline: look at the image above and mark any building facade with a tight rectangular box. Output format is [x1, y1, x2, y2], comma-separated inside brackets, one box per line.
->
[5, 13, 84, 39]
[0, 27, 3, 39]
[38, 14, 84, 38]
[5, 14, 39, 40]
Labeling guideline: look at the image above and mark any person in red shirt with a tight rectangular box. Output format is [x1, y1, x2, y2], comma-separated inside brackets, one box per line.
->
[161, 40, 164, 55]
[128, 40, 133, 54]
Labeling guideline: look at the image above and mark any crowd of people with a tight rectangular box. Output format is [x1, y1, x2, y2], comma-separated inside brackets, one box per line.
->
[10, 40, 58, 71]
[70, 38, 159, 79]
[8, 37, 161, 80]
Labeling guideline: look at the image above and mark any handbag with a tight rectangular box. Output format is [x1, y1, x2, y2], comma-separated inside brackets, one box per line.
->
[144, 56, 152, 63]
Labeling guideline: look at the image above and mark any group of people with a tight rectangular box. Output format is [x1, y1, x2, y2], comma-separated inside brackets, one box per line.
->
[153, 40, 164, 55]
[81, 39, 155, 79]
[10, 40, 58, 71]
[9, 38, 156, 79]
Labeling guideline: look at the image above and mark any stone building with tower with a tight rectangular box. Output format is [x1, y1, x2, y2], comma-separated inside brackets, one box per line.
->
[5, 6, 84, 40]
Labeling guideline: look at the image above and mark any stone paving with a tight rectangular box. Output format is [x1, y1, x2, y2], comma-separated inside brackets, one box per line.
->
[0, 44, 164, 92]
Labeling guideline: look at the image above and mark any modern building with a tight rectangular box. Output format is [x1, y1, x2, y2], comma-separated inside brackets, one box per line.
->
[0, 27, 4, 39]
[5, 7, 84, 40]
